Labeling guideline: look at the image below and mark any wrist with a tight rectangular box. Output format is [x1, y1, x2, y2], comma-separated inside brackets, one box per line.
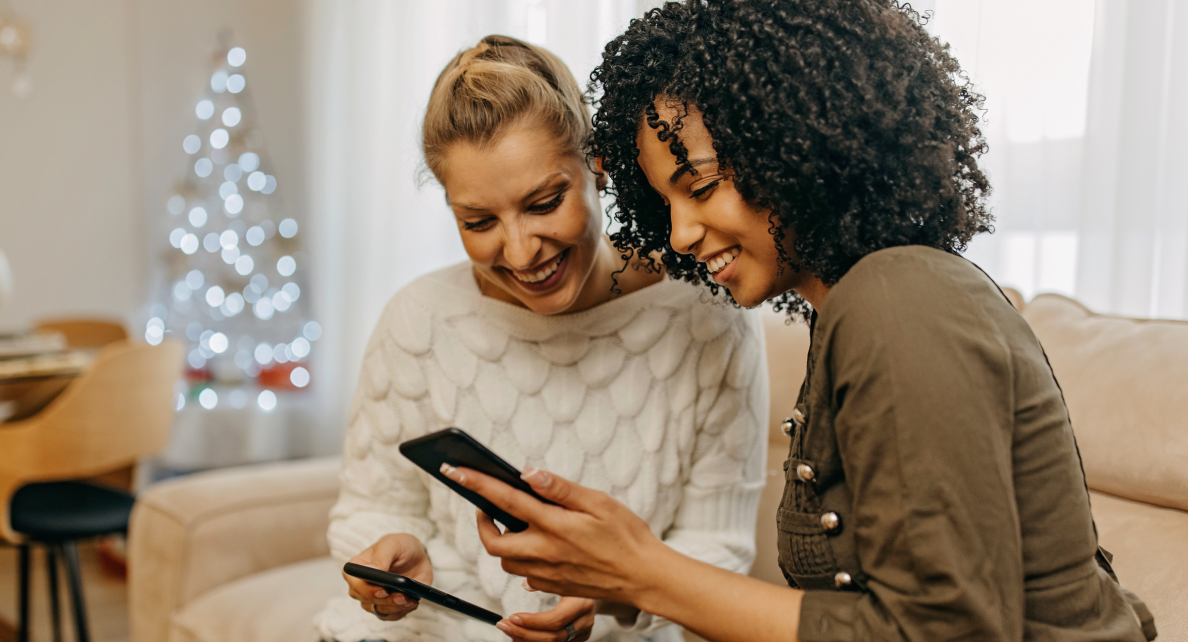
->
[624, 538, 681, 616]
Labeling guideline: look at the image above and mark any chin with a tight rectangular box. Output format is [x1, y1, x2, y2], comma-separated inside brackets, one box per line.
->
[520, 291, 578, 315]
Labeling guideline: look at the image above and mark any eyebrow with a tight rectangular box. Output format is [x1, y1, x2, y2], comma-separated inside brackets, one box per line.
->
[669, 157, 718, 184]
[450, 172, 569, 212]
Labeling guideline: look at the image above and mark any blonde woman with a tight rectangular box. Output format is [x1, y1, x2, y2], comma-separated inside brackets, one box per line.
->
[314, 36, 769, 642]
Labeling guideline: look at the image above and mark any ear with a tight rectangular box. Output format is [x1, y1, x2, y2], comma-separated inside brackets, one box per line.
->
[594, 156, 608, 192]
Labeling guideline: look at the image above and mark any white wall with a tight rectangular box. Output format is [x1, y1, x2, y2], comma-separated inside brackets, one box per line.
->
[0, 0, 142, 331]
[0, 0, 305, 332]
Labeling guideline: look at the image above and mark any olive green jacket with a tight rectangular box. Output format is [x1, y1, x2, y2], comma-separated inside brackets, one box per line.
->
[778, 246, 1156, 641]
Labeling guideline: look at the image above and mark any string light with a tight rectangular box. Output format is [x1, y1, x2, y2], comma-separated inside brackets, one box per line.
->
[153, 43, 315, 415]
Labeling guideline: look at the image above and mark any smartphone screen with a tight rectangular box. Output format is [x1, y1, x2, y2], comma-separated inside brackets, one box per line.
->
[343, 562, 502, 625]
[399, 427, 554, 532]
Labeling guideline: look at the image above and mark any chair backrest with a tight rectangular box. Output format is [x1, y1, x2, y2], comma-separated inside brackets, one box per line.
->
[0, 339, 183, 541]
[34, 318, 129, 349]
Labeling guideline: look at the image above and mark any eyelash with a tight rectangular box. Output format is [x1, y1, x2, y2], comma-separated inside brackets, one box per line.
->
[690, 178, 722, 200]
[462, 219, 493, 231]
[460, 191, 567, 231]
[527, 192, 565, 214]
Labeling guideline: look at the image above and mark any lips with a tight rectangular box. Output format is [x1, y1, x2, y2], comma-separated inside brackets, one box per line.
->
[703, 247, 738, 275]
[511, 250, 566, 283]
[504, 248, 570, 292]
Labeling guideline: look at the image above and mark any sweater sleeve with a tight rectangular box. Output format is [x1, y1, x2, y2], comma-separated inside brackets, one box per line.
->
[615, 312, 769, 634]
[327, 306, 438, 564]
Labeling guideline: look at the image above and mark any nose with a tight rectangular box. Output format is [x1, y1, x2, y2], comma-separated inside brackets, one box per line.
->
[502, 218, 543, 269]
[668, 201, 705, 257]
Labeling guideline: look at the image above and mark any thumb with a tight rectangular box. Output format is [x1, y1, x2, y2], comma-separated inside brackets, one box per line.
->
[521, 467, 601, 513]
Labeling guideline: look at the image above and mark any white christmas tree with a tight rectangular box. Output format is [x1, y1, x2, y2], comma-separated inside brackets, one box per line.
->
[146, 41, 317, 415]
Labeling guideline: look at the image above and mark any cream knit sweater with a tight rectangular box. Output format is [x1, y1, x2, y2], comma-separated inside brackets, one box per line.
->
[314, 262, 768, 642]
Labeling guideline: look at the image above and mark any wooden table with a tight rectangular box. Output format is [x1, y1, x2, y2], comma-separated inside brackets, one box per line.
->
[0, 336, 92, 424]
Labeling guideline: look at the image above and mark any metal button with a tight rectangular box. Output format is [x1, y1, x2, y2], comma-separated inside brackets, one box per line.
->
[820, 511, 841, 533]
[834, 571, 852, 588]
[796, 463, 815, 482]
[792, 407, 806, 426]
[781, 418, 795, 436]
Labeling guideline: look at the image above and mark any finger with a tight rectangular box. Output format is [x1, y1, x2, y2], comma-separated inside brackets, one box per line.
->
[518, 467, 605, 514]
[361, 599, 417, 620]
[351, 589, 418, 610]
[510, 597, 590, 630]
[475, 507, 556, 562]
[370, 535, 412, 570]
[442, 465, 556, 526]
[494, 619, 566, 642]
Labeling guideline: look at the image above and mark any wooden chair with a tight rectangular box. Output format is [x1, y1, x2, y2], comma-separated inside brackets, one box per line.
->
[0, 339, 182, 642]
[33, 318, 129, 350]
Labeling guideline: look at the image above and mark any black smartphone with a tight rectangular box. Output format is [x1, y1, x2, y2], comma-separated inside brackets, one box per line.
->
[399, 427, 554, 532]
[343, 562, 502, 625]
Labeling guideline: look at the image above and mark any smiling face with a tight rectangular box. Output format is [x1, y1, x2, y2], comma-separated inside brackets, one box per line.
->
[634, 102, 809, 308]
[440, 121, 611, 315]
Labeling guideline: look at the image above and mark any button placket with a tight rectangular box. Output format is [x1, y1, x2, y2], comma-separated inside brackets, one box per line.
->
[819, 511, 842, 534]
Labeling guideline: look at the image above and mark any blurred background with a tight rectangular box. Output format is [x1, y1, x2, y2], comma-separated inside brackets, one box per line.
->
[3, 0, 1185, 461]
[0, 0, 1186, 638]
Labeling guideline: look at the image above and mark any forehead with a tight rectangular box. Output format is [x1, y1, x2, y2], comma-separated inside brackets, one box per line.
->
[634, 101, 717, 173]
[442, 123, 579, 197]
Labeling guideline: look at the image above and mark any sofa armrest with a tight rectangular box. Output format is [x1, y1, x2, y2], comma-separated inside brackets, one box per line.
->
[128, 456, 341, 642]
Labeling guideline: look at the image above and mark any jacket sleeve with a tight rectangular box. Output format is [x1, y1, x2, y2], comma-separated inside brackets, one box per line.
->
[327, 309, 438, 564]
[616, 311, 770, 634]
[797, 257, 1026, 641]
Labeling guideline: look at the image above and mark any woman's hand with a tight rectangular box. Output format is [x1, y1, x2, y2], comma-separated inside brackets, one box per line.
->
[439, 463, 665, 606]
[496, 596, 597, 642]
[343, 533, 432, 621]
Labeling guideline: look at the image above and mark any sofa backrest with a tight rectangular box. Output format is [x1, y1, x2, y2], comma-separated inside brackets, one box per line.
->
[1022, 294, 1188, 513]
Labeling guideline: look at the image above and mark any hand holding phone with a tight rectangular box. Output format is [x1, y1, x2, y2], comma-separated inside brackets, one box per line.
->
[344, 533, 432, 622]
[343, 562, 503, 625]
[400, 428, 555, 532]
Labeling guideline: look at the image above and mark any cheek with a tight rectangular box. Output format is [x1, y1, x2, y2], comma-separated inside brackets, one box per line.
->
[460, 233, 499, 267]
[554, 201, 601, 247]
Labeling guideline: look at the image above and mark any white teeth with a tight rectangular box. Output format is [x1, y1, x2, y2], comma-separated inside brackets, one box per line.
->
[707, 251, 735, 274]
[512, 252, 564, 283]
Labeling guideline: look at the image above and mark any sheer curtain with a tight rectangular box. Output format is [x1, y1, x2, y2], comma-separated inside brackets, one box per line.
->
[305, 0, 1188, 450]
[923, 0, 1188, 319]
[303, 0, 656, 451]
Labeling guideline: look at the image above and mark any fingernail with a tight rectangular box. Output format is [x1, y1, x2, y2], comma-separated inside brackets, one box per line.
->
[440, 462, 457, 478]
[374, 590, 388, 598]
[532, 469, 552, 488]
[496, 620, 511, 632]
[510, 615, 524, 626]
[521, 578, 538, 592]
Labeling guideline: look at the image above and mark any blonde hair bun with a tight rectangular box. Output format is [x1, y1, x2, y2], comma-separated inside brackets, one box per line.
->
[422, 35, 590, 182]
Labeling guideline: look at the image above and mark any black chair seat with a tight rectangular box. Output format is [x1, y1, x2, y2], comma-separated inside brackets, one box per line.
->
[10, 481, 134, 541]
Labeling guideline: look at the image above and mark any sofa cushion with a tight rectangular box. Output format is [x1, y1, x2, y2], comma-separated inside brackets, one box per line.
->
[1091, 491, 1188, 641]
[169, 556, 342, 642]
[1023, 294, 1188, 512]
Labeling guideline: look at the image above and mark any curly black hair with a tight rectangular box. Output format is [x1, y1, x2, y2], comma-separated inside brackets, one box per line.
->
[590, 0, 992, 318]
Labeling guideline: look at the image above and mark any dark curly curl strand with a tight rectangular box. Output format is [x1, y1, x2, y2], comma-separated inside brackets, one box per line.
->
[590, 0, 993, 319]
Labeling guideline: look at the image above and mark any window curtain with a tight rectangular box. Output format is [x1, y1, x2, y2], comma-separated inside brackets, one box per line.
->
[305, 0, 1188, 452]
[303, 0, 658, 452]
[923, 0, 1188, 319]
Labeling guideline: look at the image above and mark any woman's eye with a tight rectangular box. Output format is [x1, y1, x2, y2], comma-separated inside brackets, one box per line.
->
[527, 193, 565, 214]
[462, 218, 494, 231]
[690, 179, 722, 201]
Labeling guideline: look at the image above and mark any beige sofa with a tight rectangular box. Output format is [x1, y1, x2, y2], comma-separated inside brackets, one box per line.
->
[128, 295, 1187, 642]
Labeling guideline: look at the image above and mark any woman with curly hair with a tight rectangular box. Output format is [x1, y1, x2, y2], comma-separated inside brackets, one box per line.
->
[441, 2, 1157, 641]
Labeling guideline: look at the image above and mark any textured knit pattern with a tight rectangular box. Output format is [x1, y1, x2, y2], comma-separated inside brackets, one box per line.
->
[313, 262, 768, 642]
